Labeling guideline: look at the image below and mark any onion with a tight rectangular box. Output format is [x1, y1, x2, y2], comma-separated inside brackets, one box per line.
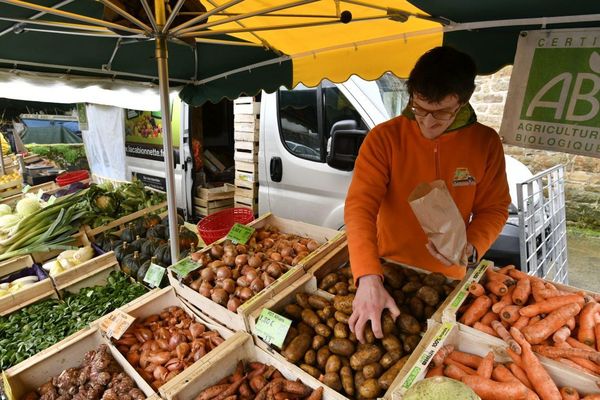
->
[307, 240, 319, 252]
[236, 244, 248, 254]
[154, 365, 169, 381]
[190, 278, 203, 291]
[280, 247, 294, 258]
[248, 255, 262, 268]
[156, 339, 170, 351]
[189, 322, 205, 338]
[266, 262, 282, 278]
[270, 252, 282, 262]
[250, 277, 265, 293]
[223, 244, 237, 257]
[211, 288, 229, 306]
[176, 342, 190, 359]
[238, 287, 253, 300]
[227, 297, 242, 312]
[262, 238, 275, 249]
[199, 281, 213, 297]
[245, 268, 258, 282]
[293, 242, 308, 254]
[210, 245, 224, 259]
[126, 351, 140, 367]
[237, 275, 250, 287]
[231, 267, 240, 280]
[263, 274, 275, 286]
[209, 260, 226, 269]
[222, 278, 236, 294]
[216, 266, 232, 280]
[169, 333, 186, 350]
[235, 254, 248, 267]
[258, 230, 270, 240]
[191, 252, 203, 261]
[222, 254, 236, 267]
[283, 256, 294, 265]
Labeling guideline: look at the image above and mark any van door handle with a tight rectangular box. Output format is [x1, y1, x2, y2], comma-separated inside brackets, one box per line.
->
[270, 157, 282, 182]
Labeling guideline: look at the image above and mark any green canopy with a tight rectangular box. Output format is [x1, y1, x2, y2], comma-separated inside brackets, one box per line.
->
[20, 125, 81, 144]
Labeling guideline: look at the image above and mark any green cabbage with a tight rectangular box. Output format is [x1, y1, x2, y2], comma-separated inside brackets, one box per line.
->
[15, 198, 42, 217]
[403, 377, 480, 400]
[0, 204, 11, 216]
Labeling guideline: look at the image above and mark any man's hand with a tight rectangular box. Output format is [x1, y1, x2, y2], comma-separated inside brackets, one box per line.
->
[426, 240, 474, 266]
[348, 274, 400, 343]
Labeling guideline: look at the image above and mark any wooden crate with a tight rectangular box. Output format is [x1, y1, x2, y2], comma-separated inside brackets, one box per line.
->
[390, 321, 600, 399]
[194, 184, 235, 216]
[162, 331, 345, 400]
[234, 180, 258, 199]
[0, 180, 59, 207]
[168, 259, 305, 332]
[233, 97, 261, 115]
[234, 121, 259, 142]
[49, 251, 118, 292]
[234, 141, 259, 162]
[114, 286, 236, 397]
[0, 178, 22, 199]
[54, 252, 122, 297]
[234, 196, 258, 214]
[0, 255, 57, 316]
[249, 213, 346, 271]
[196, 183, 235, 200]
[234, 112, 259, 123]
[4, 327, 155, 399]
[30, 230, 90, 264]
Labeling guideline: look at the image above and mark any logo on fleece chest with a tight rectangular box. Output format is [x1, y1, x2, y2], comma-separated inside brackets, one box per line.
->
[452, 167, 477, 187]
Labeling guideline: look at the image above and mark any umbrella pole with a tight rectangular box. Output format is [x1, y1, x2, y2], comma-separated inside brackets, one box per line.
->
[155, 32, 180, 262]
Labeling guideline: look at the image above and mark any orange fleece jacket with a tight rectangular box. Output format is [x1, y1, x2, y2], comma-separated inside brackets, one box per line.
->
[345, 115, 510, 281]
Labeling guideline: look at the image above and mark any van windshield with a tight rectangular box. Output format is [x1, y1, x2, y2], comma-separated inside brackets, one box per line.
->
[352, 73, 409, 120]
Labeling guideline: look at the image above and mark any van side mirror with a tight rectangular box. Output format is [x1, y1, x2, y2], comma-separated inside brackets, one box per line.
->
[326, 120, 367, 171]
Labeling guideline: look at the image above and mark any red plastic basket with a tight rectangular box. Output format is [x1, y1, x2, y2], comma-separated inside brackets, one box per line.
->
[197, 207, 255, 245]
[56, 170, 89, 187]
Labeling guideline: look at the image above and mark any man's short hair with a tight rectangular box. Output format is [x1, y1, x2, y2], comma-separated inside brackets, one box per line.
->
[406, 46, 477, 104]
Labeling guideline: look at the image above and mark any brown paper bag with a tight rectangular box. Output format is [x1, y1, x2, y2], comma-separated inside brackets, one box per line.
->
[408, 180, 467, 266]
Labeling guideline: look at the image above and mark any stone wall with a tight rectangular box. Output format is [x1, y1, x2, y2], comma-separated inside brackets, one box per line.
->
[472, 66, 600, 230]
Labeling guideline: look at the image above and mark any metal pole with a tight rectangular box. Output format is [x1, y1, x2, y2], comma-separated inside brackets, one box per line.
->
[0, 138, 5, 176]
[155, 1, 180, 262]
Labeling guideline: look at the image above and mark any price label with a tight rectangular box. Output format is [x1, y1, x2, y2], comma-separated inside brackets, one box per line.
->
[2, 371, 14, 400]
[21, 184, 31, 193]
[255, 309, 291, 349]
[171, 257, 201, 278]
[143, 263, 166, 288]
[226, 223, 255, 244]
[47, 195, 57, 205]
[99, 309, 135, 340]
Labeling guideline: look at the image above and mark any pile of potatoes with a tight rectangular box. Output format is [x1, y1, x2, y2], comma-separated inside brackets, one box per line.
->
[188, 227, 321, 312]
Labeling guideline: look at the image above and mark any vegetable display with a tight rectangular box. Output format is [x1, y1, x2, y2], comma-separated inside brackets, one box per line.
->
[0, 271, 147, 370]
[113, 305, 226, 390]
[20, 344, 145, 400]
[193, 361, 324, 400]
[459, 264, 600, 376]
[42, 245, 95, 277]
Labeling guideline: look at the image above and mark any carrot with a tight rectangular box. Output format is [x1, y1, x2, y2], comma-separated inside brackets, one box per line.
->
[492, 320, 522, 354]
[513, 278, 532, 306]
[195, 384, 230, 400]
[213, 376, 247, 400]
[474, 321, 499, 337]
[522, 303, 583, 344]
[426, 364, 444, 377]
[487, 269, 517, 286]
[559, 387, 580, 400]
[498, 265, 517, 275]
[510, 327, 562, 400]
[444, 363, 469, 380]
[481, 311, 499, 326]
[582, 395, 600, 399]
[507, 362, 534, 390]
[528, 315, 542, 326]
[443, 357, 477, 375]
[493, 364, 518, 382]
[461, 375, 529, 400]
[448, 350, 483, 369]
[566, 317, 576, 331]
[305, 387, 323, 400]
[552, 326, 571, 344]
[520, 295, 585, 318]
[486, 280, 509, 296]
[566, 337, 596, 351]
[432, 344, 455, 367]
[558, 357, 597, 375]
[514, 316, 531, 330]
[532, 280, 548, 303]
[508, 269, 538, 282]
[531, 345, 600, 365]
[494, 288, 517, 313]
[578, 303, 600, 346]
[469, 282, 486, 297]
[460, 295, 493, 326]
[476, 352, 495, 378]
[502, 305, 523, 324]
[507, 348, 524, 368]
[595, 324, 600, 352]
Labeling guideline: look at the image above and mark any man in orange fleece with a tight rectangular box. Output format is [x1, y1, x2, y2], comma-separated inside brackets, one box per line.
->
[345, 46, 510, 342]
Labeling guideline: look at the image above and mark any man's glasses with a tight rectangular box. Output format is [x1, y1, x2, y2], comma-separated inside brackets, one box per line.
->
[410, 101, 462, 121]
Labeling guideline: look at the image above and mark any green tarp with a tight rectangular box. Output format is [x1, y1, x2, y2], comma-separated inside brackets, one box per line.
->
[20, 125, 81, 144]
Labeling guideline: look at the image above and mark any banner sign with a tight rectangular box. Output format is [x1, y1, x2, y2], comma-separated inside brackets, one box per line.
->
[501, 28, 600, 157]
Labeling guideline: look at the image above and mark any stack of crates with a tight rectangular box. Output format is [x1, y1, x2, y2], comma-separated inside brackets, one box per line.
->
[233, 97, 259, 215]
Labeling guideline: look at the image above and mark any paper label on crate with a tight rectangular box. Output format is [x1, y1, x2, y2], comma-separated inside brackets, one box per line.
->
[2, 371, 14, 400]
[21, 184, 31, 193]
[255, 309, 292, 348]
[447, 260, 490, 313]
[226, 223, 255, 244]
[47, 195, 57, 205]
[171, 257, 201, 278]
[100, 309, 135, 340]
[143, 263, 165, 288]
[399, 322, 454, 393]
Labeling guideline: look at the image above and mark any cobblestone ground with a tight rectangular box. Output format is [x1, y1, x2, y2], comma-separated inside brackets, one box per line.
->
[567, 230, 600, 292]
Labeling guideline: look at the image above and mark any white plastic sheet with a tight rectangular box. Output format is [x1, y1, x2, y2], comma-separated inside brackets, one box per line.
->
[82, 105, 127, 181]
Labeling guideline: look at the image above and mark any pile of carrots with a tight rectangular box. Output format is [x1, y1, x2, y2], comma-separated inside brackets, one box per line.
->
[458, 265, 600, 379]
[427, 337, 599, 400]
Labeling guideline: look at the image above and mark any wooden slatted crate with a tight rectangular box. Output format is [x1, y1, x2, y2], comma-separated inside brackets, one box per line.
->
[194, 183, 235, 216]
[234, 141, 259, 162]
[235, 160, 258, 183]
[233, 96, 260, 115]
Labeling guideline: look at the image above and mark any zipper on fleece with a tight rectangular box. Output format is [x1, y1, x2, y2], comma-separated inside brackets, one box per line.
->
[434, 141, 440, 179]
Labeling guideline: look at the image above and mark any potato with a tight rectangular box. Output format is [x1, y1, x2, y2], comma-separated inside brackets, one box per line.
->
[443, 284, 455, 296]
[301, 309, 320, 327]
[283, 303, 303, 320]
[322, 372, 342, 391]
[340, 266, 353, 279]
[315, 323, 332, 338]
[282, 334, 311, 363]
[348, 280, 357, 293]
[401, 281, 422, 293]
[304, 349, 316, 365]
[379, 355, 410, 390]
[328, 338, 356, 357]
[316, 309, 326, 320]
[297, 322, 314, 335]
[364, 324, 376, 344]
[325, 354, 342, 373]
[359, 378, 381, 399]
[363, 362, 384, 379]
[328, 287, 337, 295]
[322, 305, 335, 318]
[340, 366, 355, 396]
[334, 322, 349, 339]
[319, 273, 339, 290]
[348, 331, 358, 343]
[333, 294, 354, 314]
[317, 347, 331, 368]
[391, 290, 405, 305]
[334, 311, 350, 324]
[381, 335, 402, 353]
[283, 326, 298, 346]
[300, 364, 321, 379]
[295, 293, 311, 309]
[381, 311, 396, 335]
[326, 317, 337, 330]
[308, 294, 330, 309]
[402, 334, 421, 353]
[416, 285, 440, 306]
[380, 349, 402, 369]
[334, 282, 349, 295]
[340, 356, 351, 368]
[350, 344, 383, 370]
[312, 335, 327, 350]
[408, 297, 424, 320]
[382, 263, 405, 289]
[397, 313, 421, 334]
[423, 272, 447, 287]
[424, 305, 436, 319]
